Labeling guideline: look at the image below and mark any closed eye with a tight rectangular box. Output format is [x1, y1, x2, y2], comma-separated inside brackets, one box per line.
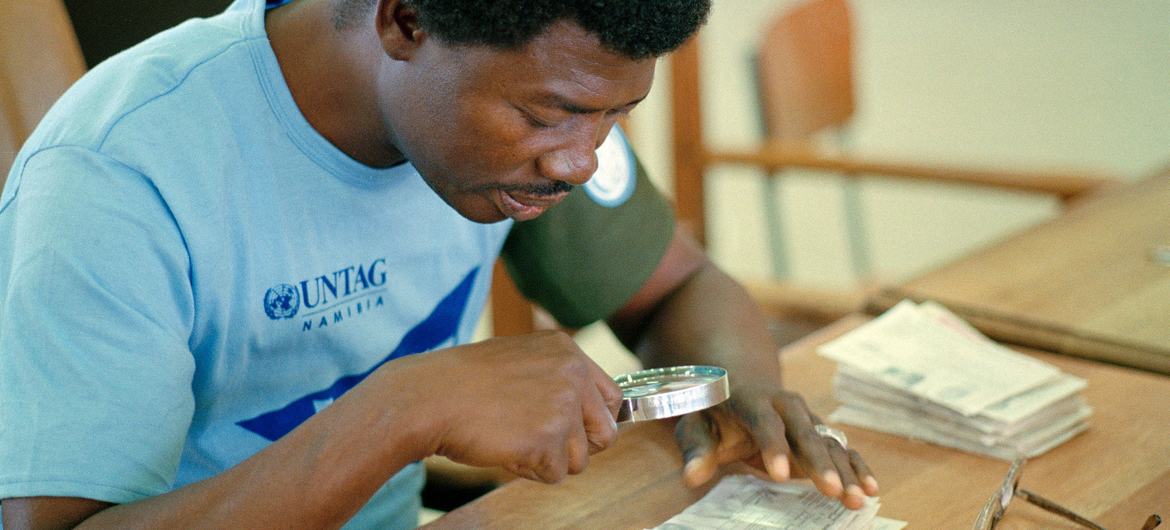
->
[513, 104, 558, 129]
[523, 112, 553, 129]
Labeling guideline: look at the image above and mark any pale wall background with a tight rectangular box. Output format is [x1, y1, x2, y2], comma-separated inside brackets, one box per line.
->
[627, 0, 1170, 290]
[565, 0, 1170, 372]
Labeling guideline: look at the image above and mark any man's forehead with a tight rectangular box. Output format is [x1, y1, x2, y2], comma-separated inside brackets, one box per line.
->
[484, 21, 657, 105]
[425, 19, 656, 114]
[523, 20, 648, 68]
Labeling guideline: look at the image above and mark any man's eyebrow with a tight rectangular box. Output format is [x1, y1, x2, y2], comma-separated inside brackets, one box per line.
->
[539, 93, 648, 114]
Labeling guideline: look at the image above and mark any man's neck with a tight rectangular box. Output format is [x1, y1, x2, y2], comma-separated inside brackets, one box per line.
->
[266, 1, 406, 168]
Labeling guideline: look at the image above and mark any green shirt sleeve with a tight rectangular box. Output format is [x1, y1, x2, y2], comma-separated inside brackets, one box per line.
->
[501, 141, 675, 329]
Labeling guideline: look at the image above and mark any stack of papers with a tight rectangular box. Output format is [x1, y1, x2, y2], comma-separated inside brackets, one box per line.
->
[817, 300, 1091, 460]
[653, 475, 905, 530]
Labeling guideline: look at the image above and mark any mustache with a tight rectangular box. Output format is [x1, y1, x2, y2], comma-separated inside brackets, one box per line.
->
[500, 180, 575, 198]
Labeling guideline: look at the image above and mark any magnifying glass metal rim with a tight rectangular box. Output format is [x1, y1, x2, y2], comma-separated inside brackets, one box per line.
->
[614, 365, 729, 423]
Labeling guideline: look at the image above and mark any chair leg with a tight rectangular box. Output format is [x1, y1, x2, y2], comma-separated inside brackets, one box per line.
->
[841, 175, 870, 282]
[762, 171, 791, 280]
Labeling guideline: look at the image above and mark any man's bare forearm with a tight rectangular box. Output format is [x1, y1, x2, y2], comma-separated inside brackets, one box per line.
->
[26, 367, 433, 530]
[7, 331, 624, 530]
[612, 254, 782, 391]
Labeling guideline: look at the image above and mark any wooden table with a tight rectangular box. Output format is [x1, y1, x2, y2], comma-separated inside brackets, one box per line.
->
[868, 173, 1170, 375]
[425, 316, 1170, 529]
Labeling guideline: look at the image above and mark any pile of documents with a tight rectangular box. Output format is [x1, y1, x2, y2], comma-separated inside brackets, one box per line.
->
[653, 474, 905, 530]
[818, 300, 1091, 460]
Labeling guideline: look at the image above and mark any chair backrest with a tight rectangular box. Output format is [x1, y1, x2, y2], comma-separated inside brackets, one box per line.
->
[0, 0, 86, 183]
[756, 0, 854, 141]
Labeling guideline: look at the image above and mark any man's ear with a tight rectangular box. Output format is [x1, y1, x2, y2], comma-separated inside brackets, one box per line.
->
[376, 0, 427, 61]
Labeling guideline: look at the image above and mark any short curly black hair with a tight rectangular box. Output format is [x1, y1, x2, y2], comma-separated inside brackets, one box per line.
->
[334, 0, 711, 59]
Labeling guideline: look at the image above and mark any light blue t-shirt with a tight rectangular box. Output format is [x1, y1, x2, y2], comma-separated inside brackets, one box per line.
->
[0, 0, 512, 527]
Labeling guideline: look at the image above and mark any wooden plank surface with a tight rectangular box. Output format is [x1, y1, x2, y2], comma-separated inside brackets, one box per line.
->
[869, 172, 1170, 374]
[426, 316, 1170, 529]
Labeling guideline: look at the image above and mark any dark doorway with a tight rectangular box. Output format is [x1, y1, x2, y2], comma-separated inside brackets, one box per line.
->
[63, 0, 234, 67]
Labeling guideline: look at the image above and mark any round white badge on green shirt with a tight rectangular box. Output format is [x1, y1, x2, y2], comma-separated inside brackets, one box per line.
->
[584, 127, 636, 207]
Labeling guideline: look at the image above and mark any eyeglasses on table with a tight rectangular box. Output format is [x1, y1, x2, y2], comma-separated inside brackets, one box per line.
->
[973, 458, 1161, 530]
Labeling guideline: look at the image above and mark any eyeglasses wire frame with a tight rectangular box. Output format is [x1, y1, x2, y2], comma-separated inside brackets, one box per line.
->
[973, 458, 1161, 530]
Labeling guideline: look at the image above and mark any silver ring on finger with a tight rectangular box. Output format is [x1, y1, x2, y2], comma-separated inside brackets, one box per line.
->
[814, 424, 848, 450]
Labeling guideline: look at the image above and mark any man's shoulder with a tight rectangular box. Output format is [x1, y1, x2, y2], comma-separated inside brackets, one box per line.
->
[30, 10, 261, 153]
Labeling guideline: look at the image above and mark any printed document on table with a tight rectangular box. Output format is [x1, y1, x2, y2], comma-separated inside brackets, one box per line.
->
[818, 300, 1061, 416]
[651, 475, 904, 530]
[833, 366, 1087, 431]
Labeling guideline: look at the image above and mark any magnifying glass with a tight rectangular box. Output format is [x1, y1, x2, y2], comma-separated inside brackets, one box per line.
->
[613, 365, 730, 423]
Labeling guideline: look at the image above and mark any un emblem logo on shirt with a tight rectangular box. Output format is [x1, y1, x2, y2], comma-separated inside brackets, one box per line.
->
[585, 127, 636, 208]
[264, 283, 300, 320]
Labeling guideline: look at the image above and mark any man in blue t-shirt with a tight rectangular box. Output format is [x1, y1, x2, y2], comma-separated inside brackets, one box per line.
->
[0, 0, 879, 527]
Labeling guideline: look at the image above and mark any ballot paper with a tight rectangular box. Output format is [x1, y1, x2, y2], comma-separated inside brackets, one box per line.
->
[833, 366, 1087, 433]
[819, 300, 1061, 416]
[819, 300, 1091, 460]
[828, 402, 1088, 460]
[652, 475, 906, 530]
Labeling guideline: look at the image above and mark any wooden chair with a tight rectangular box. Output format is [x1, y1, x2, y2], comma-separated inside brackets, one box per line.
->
[669, 0, 1117, 322]
[0, 0, 86, 182]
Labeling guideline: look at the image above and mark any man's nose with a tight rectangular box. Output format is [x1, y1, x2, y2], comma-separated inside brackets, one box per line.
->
[537, 121, 611, 186]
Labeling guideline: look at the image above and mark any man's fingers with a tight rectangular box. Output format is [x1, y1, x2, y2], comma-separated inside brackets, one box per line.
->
[585, 357, 624, 419]
[850, 449, 879, 496]
[806, 412, 868, 506]
[581, 375, 618, 454]
[675, 412, 718, 488]
[582, 369, 620, 454]
[736, 401, 791, 482]
[584, 407, 618, 455]
[596, 375, 623, 421]
[667, 385, 878, 511]
[773, 394, 843, 498]
[824, 438, 864, 509]
[570, 351, 620, 454]
[566, 415, 591, 475]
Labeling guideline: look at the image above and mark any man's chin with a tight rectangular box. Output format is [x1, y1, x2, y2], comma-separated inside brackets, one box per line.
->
[463, 209, 512, 224]
[443, 191, 559, 224]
